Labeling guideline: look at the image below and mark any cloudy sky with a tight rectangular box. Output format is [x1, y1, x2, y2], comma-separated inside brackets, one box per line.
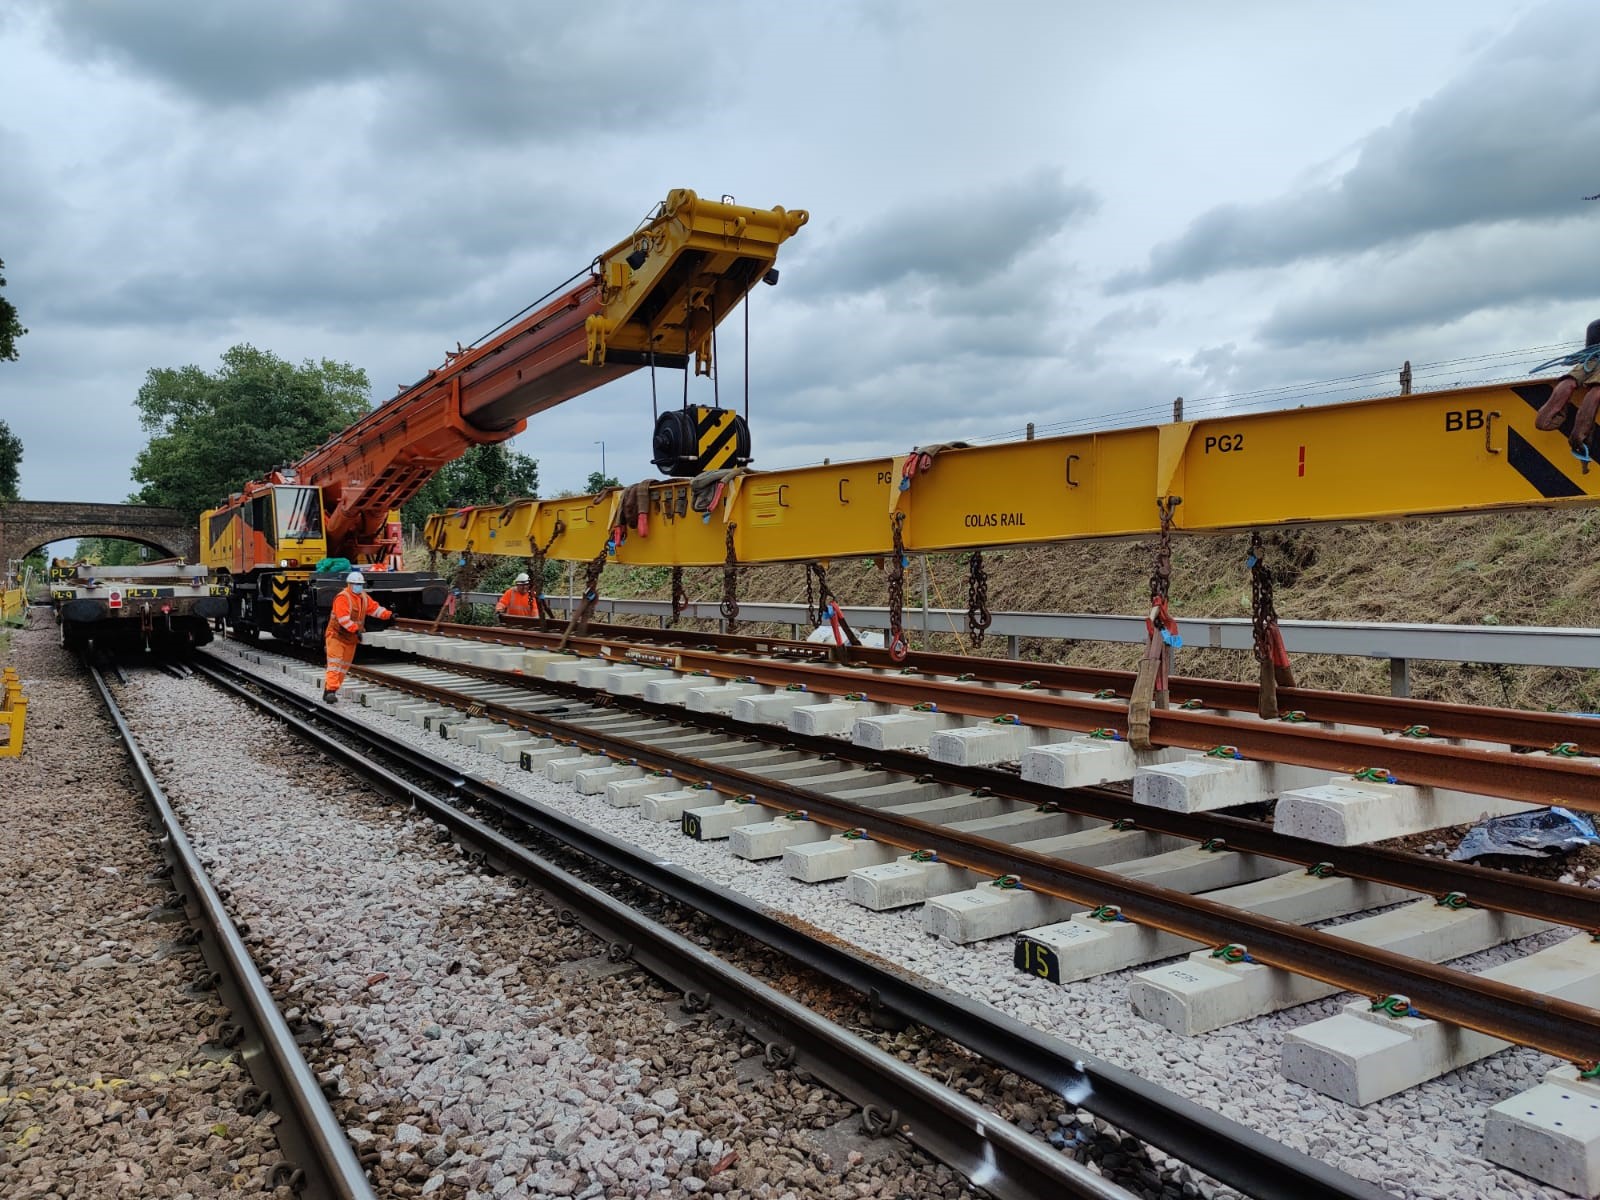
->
[1, 0, 1595, 511]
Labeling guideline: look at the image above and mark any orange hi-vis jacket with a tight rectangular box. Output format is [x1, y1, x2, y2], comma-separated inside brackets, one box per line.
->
[325, 587, 392, 641]
[495, 586, 536, 618]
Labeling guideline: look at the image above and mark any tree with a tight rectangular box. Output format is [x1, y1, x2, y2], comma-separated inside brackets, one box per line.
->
[0, 258, 24, 362]
[131, 344, 370, 520]
[73, 537, 151, 566]
[401, 442, 540, 534]
[585, 470, 621, 493]
[0, 419, 19, 501]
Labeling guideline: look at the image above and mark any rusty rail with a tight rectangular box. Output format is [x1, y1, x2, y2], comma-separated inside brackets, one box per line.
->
[348, 655, 1600, 1066]
[396, 619, 1600, 812]
[485, 614, 1600, 751]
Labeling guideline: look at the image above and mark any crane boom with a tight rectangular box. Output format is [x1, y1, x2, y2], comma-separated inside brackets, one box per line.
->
[199, 189, 806, 645]
[296, 189, 808, 561]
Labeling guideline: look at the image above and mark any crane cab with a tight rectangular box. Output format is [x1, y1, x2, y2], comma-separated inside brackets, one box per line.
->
[203, 480, 447, 644]
[202, 483, 329, 575]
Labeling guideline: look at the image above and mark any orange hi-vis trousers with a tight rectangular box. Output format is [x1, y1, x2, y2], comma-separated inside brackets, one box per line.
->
[324, 631, 358, 693]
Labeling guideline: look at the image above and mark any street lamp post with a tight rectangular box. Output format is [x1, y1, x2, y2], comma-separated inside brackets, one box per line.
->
[594, 440, 606, 481]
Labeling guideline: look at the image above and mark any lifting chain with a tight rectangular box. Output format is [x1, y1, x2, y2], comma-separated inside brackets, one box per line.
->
[558, 546, 608, 649]
[432, 552, 486, 632]
[669, 566, 688, 627]
[1129, 497, 1180, 750]
[720, 523, 740, 633]
[526, 519, 565, 627]
[1247, 530, 1297, 718]
[1149, 498, 1175, 605]
[887, 512, 909, 661]
[966, 550, 992, 648]
[806, 562, 859, 648]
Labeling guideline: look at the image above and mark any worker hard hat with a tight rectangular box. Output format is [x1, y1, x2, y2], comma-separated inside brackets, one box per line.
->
[347, 570, 365, 585]
[515, 572, 530, 584]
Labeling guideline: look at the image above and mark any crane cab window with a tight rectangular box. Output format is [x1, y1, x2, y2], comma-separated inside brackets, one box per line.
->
[276, 487, 324, 541]
[248, 493, 273, 535]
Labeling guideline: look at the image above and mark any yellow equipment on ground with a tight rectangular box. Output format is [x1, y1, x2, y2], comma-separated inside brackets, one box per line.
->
[0, 666, 27, 758]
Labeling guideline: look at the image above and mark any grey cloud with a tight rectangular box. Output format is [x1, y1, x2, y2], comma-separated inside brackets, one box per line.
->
[789, 169, 1097, 300]
[1258, 217, 1599, 346]
[39, 0, 705, 147]
[1110, 0, 1599, 290]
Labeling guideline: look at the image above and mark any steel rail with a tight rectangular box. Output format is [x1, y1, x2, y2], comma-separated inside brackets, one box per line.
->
[395, 652, 1600, 932]
[338, 655, 1600, 1066]
[189, 657, 1129, 1200]
[89, 666, 376, 1200]
[474, 615, 1600, 751]
[398, 619, 1600, 812]
[202, 649, 1390, 1200]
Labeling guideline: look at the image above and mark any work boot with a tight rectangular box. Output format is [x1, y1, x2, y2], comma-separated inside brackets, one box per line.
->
[323, 689, 338, 704]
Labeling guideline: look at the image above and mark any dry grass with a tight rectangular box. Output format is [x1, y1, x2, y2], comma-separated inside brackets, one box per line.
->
[576, 509, 1600, 713]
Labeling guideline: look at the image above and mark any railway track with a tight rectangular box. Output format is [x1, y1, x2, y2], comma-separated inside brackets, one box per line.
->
[327, 645, 1600, 1055]
[90, 645, 1192, 1200]
[89, 663, 376, 1200]
[212, 627, 1600, 1199]
[488, 614, 1600, 753]
[201, 640, 1397, 1200]
[424, 617, 1600, 811]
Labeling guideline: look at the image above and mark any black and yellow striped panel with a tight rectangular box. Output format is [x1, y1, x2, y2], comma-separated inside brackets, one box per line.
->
[695, 407, 744, 472]
[270, 574, 291, 623]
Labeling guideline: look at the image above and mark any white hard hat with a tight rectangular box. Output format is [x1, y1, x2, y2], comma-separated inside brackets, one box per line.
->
[515, 572, 530, 584]
[347, 570, 365, 585]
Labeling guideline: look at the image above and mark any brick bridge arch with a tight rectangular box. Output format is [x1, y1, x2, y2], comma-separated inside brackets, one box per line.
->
[0, 500, 198, 566]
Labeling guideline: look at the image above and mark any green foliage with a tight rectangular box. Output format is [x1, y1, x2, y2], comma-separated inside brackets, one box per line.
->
[401, 442, 540, 533]
[0, 258, 24, 362]
[0, 419, 20, 501]
[586, 471, 621, 493]
[73, 537, 152, 566]
[130, 344, 370, 520]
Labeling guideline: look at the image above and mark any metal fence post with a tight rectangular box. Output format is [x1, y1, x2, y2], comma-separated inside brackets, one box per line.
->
[1390, 658, 1411, 698]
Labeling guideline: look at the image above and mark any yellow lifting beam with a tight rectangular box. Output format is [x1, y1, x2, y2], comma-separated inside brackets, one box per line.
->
[425, 375, 1600, 566]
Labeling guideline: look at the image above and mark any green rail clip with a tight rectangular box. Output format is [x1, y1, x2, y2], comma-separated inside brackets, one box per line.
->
[1210, 943, 1254, 964]
[1352, 767, 1399, 784]
[1370, 994, 1422, 1019]
[1089, 904, 1127, 923]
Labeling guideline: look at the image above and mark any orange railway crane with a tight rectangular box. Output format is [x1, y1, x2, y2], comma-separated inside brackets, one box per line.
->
[200, 190, 808, 644]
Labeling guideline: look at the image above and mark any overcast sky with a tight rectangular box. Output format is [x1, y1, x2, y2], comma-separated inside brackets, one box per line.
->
[1, 0, 1595, 512]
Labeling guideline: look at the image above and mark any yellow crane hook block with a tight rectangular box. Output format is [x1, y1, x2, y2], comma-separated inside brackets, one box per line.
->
[0, 667, 28, 758]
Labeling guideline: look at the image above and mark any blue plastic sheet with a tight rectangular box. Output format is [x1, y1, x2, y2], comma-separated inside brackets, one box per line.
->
[1449, 806, 1600, 861]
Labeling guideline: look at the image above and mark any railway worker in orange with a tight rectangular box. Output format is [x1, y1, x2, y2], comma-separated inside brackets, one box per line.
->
[495, 571, 536, 620]
[324, 570, 391, 703]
